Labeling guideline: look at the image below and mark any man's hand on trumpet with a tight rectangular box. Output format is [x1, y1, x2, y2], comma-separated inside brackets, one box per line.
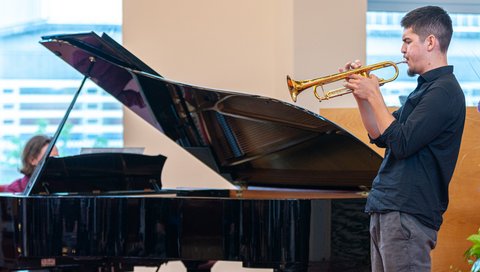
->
[339, 59, 362, 72]
[340, 60, 383, 102]
[338, 59, 394, 138]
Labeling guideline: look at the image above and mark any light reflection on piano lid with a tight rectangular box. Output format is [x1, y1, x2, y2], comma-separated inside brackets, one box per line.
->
[40, 32, 162, 132]
[39, 32, 383, 191]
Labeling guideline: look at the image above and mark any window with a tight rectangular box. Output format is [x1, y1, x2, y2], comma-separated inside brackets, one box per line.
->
[0, 0, 123, 183]
[367, 3, 480, 107]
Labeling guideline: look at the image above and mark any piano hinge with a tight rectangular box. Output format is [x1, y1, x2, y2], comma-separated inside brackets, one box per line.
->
[235, 189, 243, 198]
[234, 182, 248, 198]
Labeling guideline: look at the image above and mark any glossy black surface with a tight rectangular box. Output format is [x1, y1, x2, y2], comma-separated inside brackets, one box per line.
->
[0, 195, 369, 271]
[30, 153, 166, 195]
[39, 32, 382, 190]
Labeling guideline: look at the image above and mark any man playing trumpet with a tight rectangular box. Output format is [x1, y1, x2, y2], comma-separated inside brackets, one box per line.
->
[342, 6, 465, 272]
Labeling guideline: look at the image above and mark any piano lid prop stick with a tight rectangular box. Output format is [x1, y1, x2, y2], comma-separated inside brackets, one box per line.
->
[23, 57, 97, 196]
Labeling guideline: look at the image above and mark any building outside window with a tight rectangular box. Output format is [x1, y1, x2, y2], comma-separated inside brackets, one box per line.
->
[366, 6, 480, 107]
[0, 0, 122, 183]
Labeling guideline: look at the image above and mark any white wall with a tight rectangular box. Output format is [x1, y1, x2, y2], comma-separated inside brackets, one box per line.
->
[291, 0, 367, 110]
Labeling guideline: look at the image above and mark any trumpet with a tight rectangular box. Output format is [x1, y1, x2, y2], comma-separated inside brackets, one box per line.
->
[286, 60, 406, 102]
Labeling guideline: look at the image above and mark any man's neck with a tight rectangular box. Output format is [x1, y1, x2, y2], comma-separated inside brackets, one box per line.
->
[420, 52, 448, 74]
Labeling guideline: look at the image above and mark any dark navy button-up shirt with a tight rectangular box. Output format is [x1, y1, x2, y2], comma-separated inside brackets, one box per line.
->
[365, 65, 466, 230]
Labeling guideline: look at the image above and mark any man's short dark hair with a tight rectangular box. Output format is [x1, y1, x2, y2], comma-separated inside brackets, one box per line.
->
[401, 6, 453, 53]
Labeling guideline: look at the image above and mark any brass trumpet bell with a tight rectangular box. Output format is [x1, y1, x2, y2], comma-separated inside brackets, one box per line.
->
[286, 61, 405, 102]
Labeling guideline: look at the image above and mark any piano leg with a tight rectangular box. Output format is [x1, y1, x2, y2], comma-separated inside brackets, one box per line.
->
[182, 260, 216, 272]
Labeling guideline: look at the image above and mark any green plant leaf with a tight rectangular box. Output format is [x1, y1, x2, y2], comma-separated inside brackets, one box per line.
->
[468, 234, 480, 244]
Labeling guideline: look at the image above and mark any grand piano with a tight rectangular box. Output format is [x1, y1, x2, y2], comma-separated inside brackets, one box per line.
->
[0, 32, 383, 272]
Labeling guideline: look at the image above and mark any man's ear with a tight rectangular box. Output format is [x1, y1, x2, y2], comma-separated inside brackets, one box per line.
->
[425, 35, 436, 51]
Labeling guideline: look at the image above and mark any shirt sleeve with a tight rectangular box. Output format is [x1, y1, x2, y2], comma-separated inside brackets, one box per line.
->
[371, 86, 456, 159]
[368, 109, 400, 148]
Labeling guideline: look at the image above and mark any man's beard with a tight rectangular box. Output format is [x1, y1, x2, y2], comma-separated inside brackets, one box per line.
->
[407, 68, 417, 77]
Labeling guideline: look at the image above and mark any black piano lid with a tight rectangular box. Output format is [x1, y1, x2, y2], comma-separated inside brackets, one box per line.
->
[40, 32, 382, 190]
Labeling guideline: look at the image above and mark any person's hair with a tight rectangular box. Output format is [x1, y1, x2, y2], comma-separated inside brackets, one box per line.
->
[401, 6, 453, 53]
[20, 135, 52, 176]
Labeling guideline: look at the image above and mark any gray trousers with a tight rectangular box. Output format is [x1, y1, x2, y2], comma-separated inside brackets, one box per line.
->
[369, 212, 437, 272]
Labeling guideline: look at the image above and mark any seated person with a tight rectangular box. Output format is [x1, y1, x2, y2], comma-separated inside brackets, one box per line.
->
[2, 135, 58, 193]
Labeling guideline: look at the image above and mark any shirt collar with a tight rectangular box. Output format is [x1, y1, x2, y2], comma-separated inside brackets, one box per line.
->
[418, 65, 454, 84]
